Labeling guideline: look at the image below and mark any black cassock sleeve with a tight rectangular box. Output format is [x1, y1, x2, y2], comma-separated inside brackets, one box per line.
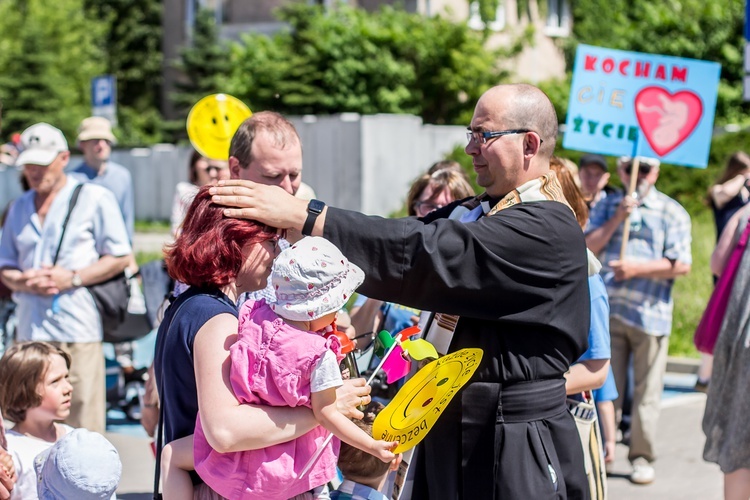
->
[323, 200, 590, 356]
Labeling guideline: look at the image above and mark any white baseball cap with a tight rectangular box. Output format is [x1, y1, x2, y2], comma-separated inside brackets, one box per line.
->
[271, 236, 364, 322]
[16, 123, 68, 167]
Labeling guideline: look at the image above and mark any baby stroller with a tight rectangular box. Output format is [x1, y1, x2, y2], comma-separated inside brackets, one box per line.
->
[105, 259, 172, 422]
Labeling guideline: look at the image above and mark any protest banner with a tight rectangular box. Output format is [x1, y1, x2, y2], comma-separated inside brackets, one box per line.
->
[564, 44, 721, 254]
[563, 44, 721, 169]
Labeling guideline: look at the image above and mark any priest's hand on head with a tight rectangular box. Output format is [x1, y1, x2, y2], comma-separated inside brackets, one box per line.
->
[210, 180, 312, 231]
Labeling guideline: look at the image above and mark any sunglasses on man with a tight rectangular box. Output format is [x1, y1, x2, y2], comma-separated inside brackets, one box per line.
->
[620, 163, 655, 175]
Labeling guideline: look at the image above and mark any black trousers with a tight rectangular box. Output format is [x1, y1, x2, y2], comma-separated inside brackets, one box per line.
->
[411, 379, 589, 500]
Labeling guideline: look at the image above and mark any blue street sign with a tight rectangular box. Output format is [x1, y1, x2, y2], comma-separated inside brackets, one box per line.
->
[91, 75, 117, 126]
[92, 75, 116, 107]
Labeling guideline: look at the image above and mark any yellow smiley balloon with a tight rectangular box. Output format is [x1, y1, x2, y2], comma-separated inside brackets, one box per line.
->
[373, 348, 483, 454]
[186, 94, 252, 160]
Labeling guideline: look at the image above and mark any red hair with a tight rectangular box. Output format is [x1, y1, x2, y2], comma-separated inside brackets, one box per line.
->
[165, 186, 277, 288]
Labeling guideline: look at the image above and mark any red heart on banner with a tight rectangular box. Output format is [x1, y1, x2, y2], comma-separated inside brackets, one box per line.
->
[634, 87, 703, 157]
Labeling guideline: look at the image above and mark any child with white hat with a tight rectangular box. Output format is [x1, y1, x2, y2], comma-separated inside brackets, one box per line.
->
[162, 237, 397, 500]
[34, 428, 121, 499]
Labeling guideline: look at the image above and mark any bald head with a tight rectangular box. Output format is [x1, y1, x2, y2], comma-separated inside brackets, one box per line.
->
[466, 84, 559, 197]
[479, 84, 558, 158]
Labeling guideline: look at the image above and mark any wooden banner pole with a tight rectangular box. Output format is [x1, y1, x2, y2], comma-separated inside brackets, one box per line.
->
[619, 157, 641, 260]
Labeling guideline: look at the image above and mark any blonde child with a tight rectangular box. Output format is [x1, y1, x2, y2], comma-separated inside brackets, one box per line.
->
[0, 342, 74, 499]
[162, 237, 396, 499]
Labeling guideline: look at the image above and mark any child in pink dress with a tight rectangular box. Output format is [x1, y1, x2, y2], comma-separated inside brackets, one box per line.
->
[162, 237, 397, 500]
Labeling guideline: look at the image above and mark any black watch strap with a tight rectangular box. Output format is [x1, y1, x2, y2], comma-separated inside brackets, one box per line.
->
[302, 199, 325, 236]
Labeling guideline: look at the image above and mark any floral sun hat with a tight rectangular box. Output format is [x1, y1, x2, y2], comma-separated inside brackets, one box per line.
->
[271, 236, 364, 322]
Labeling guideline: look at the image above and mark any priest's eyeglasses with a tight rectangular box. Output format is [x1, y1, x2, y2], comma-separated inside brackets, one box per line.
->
[466, 129, 543, 145]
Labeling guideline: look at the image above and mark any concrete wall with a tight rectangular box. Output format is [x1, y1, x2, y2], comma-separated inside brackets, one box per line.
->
[0, 114, 466, 221]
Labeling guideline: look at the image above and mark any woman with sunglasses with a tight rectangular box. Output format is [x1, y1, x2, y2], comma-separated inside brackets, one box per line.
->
[170, 150, 231, 237]
[154, 186, 370, 499]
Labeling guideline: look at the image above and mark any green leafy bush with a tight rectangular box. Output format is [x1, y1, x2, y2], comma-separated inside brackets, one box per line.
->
[224, 4, 513, 125]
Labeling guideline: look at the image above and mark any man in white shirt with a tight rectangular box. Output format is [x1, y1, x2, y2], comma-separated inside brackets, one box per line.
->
[0, 123, 131, 433]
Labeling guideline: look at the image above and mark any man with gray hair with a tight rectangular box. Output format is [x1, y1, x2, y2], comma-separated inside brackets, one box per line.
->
[211, 84, 591, 498]
[0, 123, 131, 433]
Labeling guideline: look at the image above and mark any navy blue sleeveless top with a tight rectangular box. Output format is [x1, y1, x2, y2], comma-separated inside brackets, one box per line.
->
[153, 287, 238, 445]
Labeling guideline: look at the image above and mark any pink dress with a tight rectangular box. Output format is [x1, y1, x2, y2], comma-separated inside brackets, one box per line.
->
[194, 300, 343, 500]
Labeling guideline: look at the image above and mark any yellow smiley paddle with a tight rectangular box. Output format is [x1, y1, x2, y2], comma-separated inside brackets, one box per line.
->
[186, 93, 252, 160]
[373, 348, 483, 454]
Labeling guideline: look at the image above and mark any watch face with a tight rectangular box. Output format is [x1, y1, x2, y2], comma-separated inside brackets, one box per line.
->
[72, 274, 82, 287]
[308, 199, 325, 214]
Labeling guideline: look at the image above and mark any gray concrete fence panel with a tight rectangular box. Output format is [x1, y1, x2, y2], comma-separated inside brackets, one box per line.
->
[0, 114, 466, 220]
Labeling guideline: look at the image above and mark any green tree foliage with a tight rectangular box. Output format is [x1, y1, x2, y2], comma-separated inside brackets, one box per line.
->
[225, 4, 512, 125]
[0, 0, 105, 141]
[563, 0, 747, 125]
[85, 0, 164, 145]
[171, 7, 233, 133]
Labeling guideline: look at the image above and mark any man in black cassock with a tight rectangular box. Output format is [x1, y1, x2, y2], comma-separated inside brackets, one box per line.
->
[212, 83, 591, 499]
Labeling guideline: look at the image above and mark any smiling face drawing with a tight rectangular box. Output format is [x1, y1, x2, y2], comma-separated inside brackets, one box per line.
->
[394, 371, 453, 429]
[373, 348, 483, 454]
[187, 94, 252, 160]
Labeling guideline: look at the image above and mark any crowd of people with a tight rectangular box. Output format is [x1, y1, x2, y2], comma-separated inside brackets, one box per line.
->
[0, 81, 746, 500]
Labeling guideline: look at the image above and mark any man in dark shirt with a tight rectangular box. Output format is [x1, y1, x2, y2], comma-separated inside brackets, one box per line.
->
[211, 83, 591, 499]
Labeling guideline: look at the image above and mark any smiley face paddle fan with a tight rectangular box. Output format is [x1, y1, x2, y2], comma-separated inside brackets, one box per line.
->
[373, 348, 483, 454]
[186, 93, 252, 160]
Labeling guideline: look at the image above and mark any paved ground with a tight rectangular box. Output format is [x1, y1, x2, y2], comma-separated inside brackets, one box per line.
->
[606, 394, 722, 500]
[109, 389, 724, 499]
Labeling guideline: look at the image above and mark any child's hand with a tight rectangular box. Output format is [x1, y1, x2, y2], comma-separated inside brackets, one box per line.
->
[0, 450, 13, 476]
[0, 448, 15, 499]
[370, 440, 398, 463]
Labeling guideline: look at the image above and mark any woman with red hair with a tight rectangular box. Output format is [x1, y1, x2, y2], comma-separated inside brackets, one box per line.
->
[153, 186, 371, 498]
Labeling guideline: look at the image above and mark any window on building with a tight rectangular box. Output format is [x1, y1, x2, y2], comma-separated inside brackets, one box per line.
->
[308, 0, 349, 6]
[545, 0, 570, 37]
[468, 0, 505, 31]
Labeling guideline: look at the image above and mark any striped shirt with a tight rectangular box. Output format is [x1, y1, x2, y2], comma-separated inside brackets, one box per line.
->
[586, 187, 691, 336]
[331, 480, 389, 500]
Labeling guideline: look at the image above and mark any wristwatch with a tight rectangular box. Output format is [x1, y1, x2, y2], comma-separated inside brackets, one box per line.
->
[71, 271, 82, 288]
[302, 199, 326, 236]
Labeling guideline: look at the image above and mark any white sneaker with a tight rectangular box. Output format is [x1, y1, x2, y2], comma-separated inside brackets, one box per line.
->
[630, 457, 655, 484]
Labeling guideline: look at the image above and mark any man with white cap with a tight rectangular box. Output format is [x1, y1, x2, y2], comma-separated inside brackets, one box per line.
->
[0, 123, 132, 433]
[70, 116, 134, 242]
[585, 155, 691, 485]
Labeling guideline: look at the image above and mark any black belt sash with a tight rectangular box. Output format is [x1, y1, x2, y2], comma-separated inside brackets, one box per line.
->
[460, 379, 570, 498]
[463, 378, 567, 424]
